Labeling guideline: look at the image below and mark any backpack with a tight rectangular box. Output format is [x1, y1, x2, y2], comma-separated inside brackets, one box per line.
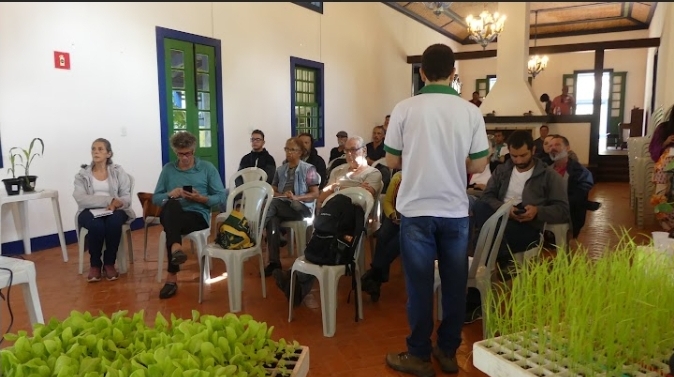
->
[215, 210, 255, 250]
[304, 194, 366, 321]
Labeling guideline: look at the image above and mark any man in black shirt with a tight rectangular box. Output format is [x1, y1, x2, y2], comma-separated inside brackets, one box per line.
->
[366, 125, 386, 166]
[237, 129, 276, 185]
[329, 130, 348, 162]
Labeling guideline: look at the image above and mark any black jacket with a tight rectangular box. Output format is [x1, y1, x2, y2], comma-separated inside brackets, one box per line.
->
[237, 149, 276, 185]
[564, 159, 594, 238]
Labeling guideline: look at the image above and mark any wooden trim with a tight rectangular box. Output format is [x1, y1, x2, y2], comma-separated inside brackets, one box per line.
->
[383, 2, 464, 44]
[483, 115, 595, 124]
[535, 16, 627, 28]
[531, 2, 620, 14]
[406, 37, 660, 63]
[589, 49, 605, 166]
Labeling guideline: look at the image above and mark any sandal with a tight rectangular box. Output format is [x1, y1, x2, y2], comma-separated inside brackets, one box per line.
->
[171, 250, 188, 265]
[159, 282, 178, 299]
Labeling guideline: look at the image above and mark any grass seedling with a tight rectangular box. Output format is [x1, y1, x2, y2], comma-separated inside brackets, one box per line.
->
[485, 230, 674, 376]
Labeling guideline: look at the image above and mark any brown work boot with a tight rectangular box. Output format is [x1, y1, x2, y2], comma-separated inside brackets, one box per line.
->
[432, 346, 459, 373]
[385, 352, 435, 377]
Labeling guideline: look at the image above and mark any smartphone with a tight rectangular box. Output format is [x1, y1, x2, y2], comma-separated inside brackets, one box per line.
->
[182, 185, 193, 193]
[514, 203, 526, 215]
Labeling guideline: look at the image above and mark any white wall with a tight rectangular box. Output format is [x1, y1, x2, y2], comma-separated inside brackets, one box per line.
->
[0, 2, 458, 245]
[458, 48, 648, 125]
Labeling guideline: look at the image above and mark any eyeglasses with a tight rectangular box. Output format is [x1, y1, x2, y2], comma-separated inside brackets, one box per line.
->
[284, 148, 301, 153]
[345, 147, 364, 154]
[176, 151, 194, 158]
[250, 137, 263, 142]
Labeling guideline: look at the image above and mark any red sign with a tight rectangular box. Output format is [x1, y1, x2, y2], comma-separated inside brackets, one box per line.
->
[54, 51, 70, 70]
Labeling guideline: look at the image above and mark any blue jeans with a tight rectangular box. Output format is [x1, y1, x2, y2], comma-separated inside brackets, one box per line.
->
[400, 215, 470, 359]
[78, 209, 129, 268]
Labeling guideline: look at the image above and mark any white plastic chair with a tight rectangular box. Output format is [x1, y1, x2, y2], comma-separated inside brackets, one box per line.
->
[287, 187, 375, 338]
[156, 221, 212, 283]
[280, 200, 317, 258]
[77, 174, 135, 275]
[228, 167, 268, 189]
[434, 199, 513, 338]
[199, 181, 273, 312]
[0, 256, 44, 325]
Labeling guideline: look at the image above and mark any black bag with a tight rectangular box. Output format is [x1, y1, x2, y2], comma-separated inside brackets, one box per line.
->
[305, 194, 365, 266]
[303, 194, 366, 322]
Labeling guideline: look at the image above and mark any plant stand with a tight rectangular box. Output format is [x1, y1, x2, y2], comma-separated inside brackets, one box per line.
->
[268, 346, 310, 377]
[473, 331, 670, 377]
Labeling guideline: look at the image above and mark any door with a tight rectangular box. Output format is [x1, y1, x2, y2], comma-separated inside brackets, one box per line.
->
[163, 39, 219, 170]
[607, 72, 627, 135]
[562, 74, 576, 114]
[475, 78, 488, 99]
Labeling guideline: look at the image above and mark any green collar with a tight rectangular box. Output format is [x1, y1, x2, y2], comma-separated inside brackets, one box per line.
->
[417, 84, 459, 96]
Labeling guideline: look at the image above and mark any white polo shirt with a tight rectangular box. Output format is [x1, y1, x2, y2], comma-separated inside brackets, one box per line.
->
[384, 84, 489, 218]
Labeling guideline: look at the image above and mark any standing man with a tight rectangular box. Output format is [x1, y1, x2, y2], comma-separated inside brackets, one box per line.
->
[533, 124, 549, 159]
[551, 86, 575, 115]
[469, 91, 482, 107]
[384, 43, 489, 377]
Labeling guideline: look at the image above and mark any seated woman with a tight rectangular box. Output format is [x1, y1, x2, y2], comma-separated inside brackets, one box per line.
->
[649, 106, 674, 231]
[152, 131, 227, 299]
[74, 138, 135, 282]
[264, 137, 320, 276]
[360, 171, 402, 302]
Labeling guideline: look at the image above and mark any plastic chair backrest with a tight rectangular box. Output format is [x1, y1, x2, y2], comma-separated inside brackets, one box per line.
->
[322, 187, 375, 261]
[470, 199, 514, 278]
[228, 167, 268, 189]
[218, 180, 273, 246]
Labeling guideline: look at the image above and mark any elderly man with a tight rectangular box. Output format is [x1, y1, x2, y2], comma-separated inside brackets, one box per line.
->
[274, 135, 383, 306]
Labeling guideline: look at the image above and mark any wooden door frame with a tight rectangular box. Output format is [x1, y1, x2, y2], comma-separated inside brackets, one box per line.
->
[155, 26, 226, 182]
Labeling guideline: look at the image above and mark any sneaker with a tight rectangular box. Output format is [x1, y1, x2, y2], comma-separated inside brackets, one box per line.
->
[272, 269, 303, 307]
[171, 250, 188, 265]
[361, 269, 382, 302]
[385, 352, 435, 377]
[103, 265, 119, 281]
[432, 346, 459, 373]
[464, 307, 482, 325]
[87, 267, 102, 282]
[264, 262, 282, 277]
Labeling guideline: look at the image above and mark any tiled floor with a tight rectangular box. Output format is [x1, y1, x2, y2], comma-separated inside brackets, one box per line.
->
[0, 182, 659, 376]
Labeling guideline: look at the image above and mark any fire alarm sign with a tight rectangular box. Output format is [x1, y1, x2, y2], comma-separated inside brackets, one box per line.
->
[54, 51, 70, 70]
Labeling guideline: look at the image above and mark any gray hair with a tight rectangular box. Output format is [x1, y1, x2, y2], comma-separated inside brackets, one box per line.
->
[347, 135, 366, 150]
[170, 131, 197, 150]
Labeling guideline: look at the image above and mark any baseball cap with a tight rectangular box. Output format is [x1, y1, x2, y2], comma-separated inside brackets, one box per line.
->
[336, 131, 348, 138]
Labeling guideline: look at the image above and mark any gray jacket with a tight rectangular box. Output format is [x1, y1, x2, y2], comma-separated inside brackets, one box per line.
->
[479, 158, 569, 230]
[73, 164, 136, 222]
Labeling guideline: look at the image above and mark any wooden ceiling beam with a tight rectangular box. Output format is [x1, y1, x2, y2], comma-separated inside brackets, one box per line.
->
[406, 37, 660, 63]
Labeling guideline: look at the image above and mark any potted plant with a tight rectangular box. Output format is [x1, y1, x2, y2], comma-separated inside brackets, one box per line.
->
[474, 231, 674, 376]
[2, 152, 22, 196]
[9, 137, 44, 192]
[1, 310, 310, 377]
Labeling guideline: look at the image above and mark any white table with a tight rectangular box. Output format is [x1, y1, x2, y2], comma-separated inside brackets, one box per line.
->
[0, 255, 45, 325]
[0, 189, 69, 262]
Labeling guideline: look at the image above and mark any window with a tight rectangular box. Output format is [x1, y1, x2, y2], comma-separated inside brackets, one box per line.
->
[290, 57, 325, 147]
[489, 77, 497, 91]
[293, 2, 323, 14]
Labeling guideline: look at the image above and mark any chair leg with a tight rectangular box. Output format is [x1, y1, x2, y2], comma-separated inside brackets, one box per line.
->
[157, 232, 165, 283]
[198, 254, 206, 304]
[143, 222, 150, 261]
[223, 255, 242, 313]
[288, 269, 297, 322]
[78, 231, 87, 275]
[259, 252, 267, 299]
[127, 228, 134, 265]
[321, 272, 339, 337]
[287, 227, 296, 257]
[22, 280, 45, 325]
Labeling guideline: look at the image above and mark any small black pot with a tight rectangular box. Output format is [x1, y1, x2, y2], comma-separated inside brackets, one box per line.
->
[20, 175, 37, 192]
[2, 178, 22, 196]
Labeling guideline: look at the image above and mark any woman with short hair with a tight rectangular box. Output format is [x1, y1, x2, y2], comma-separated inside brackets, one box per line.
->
[152, 131, 227, 299]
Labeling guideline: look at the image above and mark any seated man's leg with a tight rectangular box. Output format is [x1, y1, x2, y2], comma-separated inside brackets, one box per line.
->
[264, 199, 306, 275]
[362, 217, 400, 301]
[498, 221, 541, 265]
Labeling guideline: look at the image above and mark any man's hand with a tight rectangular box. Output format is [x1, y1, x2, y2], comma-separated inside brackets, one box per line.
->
[516, 205, 538, 222]
[366, 157, 374, 166]
[183, 189, 207, 204]
[284, 191, 297, 201]
[508, 206, 520, 220]
[474, 183, 486, 191]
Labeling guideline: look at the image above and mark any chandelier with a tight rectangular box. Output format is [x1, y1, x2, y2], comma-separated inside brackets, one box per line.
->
[422, 2, 453, 17]
[527, 10, 548, 78]
[466, 8, 506, 50]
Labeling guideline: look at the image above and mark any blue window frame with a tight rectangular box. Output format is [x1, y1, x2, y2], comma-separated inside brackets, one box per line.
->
[293, 2, 323, 14]
[290, 57, 325, 147]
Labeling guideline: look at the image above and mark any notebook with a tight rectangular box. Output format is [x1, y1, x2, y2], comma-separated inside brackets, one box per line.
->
[90, 208, 113, 218]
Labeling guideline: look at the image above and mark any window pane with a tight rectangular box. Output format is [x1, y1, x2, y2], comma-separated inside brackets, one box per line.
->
[172, 90, 186, 109]
[199, 130, 212, 148]
[172, 70, 185, 89]
[196, 54, 209, 72]
[197, 92, 210, 110]
[173, 110, 187, 129]
[197, 73, 210, 91]
[198, 111, 211, 129]
[576, 104, 593, 115]
[613, 76, 622, 85]
[170, 50, 184, 69]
